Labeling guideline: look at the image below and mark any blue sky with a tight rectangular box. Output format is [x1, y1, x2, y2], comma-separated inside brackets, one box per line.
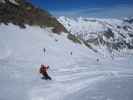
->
[30, 0, 133, 18]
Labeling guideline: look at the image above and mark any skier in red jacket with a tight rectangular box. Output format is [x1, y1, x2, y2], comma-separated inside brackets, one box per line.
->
[40, 64, 52, 80]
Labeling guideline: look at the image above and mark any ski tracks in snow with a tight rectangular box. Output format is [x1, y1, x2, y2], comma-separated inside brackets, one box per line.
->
[1, 56, 133, 100]
[29, 60, 109, 100]
[29, 56, 133, 100]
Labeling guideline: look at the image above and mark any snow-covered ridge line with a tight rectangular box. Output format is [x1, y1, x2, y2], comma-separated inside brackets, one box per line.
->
[58, 16, 133, 53]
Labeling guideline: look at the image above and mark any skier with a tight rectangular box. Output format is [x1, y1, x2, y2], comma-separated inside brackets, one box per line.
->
[43, 48, 46, 56]
[39, 64, 52, 80]
[70, 51, 72, 55]
[96, 58, 99, 62]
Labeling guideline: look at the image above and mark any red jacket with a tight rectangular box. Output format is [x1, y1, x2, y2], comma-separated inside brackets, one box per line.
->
[40, 65, 49, 75]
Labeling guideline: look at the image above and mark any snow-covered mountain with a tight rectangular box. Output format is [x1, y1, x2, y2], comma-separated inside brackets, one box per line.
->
[0, 23, 133, 100]
[0, 1, 133, 100]
[58, 16, 133, 54]
[1, 22, 133, 100]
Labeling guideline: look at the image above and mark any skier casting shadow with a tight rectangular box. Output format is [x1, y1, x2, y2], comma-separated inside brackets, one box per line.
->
[40, 64, 52, 80]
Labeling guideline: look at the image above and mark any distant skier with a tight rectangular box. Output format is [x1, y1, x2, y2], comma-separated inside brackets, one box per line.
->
[96, 58, 99, 62]
[43, 48, 46, 56]
[70, 51, 72, 55]
[39, 64, 52, 80]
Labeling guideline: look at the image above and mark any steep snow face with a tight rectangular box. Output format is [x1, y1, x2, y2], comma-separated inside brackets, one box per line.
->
[0, 24, 133, 100]
[58, 16, 124, 35]
[59, 16, 110, 34]
[58, 16, 133, 53]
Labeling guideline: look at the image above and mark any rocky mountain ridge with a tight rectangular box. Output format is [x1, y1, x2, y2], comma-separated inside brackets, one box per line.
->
[0, 0, 67, 33]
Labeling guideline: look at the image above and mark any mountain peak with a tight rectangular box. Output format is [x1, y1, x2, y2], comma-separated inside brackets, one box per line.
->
[0, 0, 67, 33]
[58, 16, 133, 53]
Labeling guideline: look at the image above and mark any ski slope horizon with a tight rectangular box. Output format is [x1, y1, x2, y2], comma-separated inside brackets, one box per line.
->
[0, 24, 133, 100]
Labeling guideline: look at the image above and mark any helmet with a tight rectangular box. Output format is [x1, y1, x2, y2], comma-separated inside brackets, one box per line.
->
[41, 64, 44, 67]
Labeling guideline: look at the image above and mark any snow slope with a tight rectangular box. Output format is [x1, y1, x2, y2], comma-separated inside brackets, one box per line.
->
[0, 24, 133, 100]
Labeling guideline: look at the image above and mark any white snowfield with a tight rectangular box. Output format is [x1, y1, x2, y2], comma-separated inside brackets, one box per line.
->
[58, 16, 131, 34]
[58, 16, 123, 34]
[0, 24, 133, 100]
